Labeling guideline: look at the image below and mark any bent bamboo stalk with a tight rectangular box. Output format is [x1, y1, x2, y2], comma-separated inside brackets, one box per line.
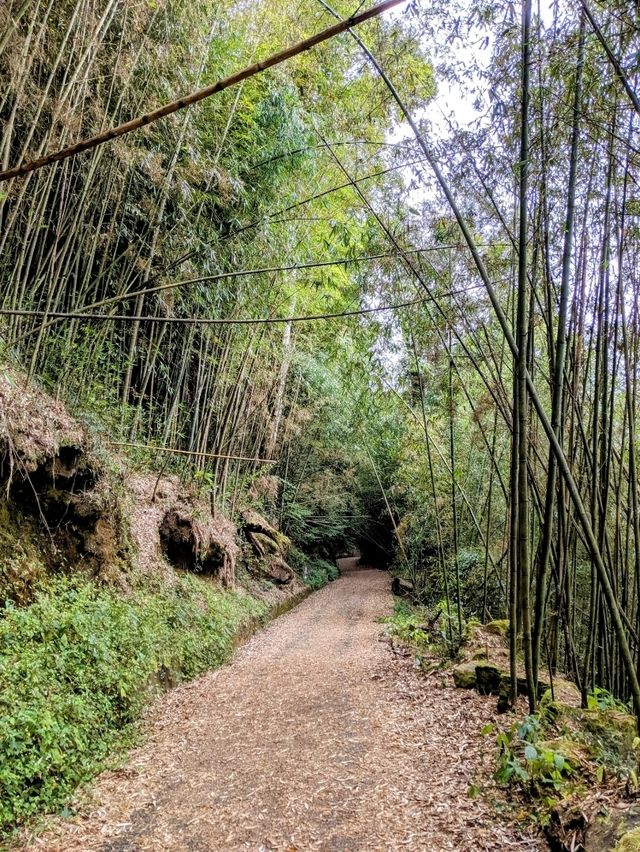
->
[0, 0, 405, 183]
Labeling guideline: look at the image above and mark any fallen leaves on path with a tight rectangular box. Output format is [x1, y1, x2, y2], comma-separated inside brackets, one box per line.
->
[22, 563, 544, 851]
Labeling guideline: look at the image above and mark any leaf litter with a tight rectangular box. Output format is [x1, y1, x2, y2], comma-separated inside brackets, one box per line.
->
[21, 560, 545, 851]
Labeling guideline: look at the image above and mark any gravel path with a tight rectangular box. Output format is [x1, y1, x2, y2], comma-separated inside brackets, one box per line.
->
[27, 560, 543, 851]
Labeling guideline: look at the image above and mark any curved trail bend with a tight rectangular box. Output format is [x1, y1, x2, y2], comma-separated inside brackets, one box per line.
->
[30, 560, 541, 851]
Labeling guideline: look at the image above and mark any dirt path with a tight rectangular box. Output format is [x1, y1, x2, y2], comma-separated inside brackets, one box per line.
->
[28, 561, 543, 851]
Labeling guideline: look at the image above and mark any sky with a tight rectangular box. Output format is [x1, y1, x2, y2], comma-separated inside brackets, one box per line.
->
[390, 0, 557, 139]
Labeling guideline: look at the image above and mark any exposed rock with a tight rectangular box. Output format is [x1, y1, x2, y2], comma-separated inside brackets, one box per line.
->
[262, 556, 294, 585]
[582, 708, 637, 754]
[391, 577, 414, 597]
[547, 704, 638, 765]
[452, 660, 478, 689]
[247, 530, 281, 557]
[241, 509, 290, 555]
[496, 671, 552, 712]
[585, 804, 640, 851]
[158, 508, 227, 574]
[0, 373, 129, 584]
[475, 662, 502, 695]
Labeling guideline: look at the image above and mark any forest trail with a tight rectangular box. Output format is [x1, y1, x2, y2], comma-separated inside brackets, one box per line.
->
[29, 561, 542, 852]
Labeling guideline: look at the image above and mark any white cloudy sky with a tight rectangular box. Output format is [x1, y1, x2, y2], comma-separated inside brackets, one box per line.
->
[389, 0, 557, 138]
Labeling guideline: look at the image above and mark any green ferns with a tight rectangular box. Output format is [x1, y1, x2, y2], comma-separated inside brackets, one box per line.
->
[0, 575, 265, 835]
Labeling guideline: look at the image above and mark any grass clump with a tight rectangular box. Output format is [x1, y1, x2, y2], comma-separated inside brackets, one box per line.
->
[0, 574, 266, 836]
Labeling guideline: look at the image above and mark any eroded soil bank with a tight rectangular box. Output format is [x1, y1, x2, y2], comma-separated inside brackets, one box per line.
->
[24, 561, 543, 851]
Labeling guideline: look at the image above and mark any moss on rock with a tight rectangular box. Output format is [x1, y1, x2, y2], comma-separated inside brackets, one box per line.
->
[453, 660, 478, 689]
[485, 619, 510, 638]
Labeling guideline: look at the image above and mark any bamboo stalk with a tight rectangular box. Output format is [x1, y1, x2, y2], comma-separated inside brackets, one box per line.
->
[0, 0, 406, 183]
[107, 442, 277, 463]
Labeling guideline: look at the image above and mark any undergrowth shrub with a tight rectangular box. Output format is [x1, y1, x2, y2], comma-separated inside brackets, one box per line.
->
[489, 691, 640, 817]
[0, 575, 266, 836]
[383, 597, 467, 661]
[305, 558, 340, 590]
[287, 547, 339, 589]
[490, 715, 575, 799]
[394, 545, 504, 622]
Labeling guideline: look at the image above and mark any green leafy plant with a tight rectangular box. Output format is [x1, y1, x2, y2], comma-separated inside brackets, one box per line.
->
[286, 548, 339, 590]
[494, 715, 574, 796]
[0, 575, 266, 836]
[381, 598, 436, 658]
[587, 687, 631, 714]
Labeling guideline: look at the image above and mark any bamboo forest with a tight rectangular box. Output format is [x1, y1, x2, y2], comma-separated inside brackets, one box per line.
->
[1, 0, 640, 849]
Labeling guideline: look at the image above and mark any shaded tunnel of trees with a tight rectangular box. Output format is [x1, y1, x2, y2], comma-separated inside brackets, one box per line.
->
[1, 0, 640, 723]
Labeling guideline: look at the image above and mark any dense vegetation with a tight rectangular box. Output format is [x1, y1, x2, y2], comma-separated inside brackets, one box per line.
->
[1, 0, 640, 836]
[0, 575, 265, 831]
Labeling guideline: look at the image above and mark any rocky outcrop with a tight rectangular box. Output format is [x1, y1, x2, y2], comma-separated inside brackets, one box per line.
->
[158, 507, 235, 584]
[391, 577, 414, 597]
[0, 372, 129, 587]
[127, 472, 237, 587]
[241, 509, 294, 585]
[242, 509, 291, 553]
[0, 368, 239, 591]
[0, 367, 310, 597]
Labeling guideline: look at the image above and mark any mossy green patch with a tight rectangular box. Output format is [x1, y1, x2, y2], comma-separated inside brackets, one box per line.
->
[615, 826, 640, 851]
[485, 619, 510, 638]
[453, 660, 478, 689]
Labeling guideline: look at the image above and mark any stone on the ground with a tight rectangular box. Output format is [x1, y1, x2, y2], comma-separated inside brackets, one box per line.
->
[475, 662, 501, 695]
[452, 660, 478, 689]
[391, 577, 414, 597]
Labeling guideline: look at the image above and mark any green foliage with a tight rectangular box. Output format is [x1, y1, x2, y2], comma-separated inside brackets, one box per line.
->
[0, 575, 265, 836]
[304, 559, 340, 590]
[493, 698, 640, 812]
[382, 595, 473, 662]
[587, 687, 631, 714]
[494, 715, 574, 796]
[383, 598, 430, 647]
[287, 548, 339, 590]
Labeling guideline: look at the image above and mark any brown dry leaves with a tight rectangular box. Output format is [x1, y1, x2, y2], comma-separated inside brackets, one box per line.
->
[22, 563, 544, 851]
